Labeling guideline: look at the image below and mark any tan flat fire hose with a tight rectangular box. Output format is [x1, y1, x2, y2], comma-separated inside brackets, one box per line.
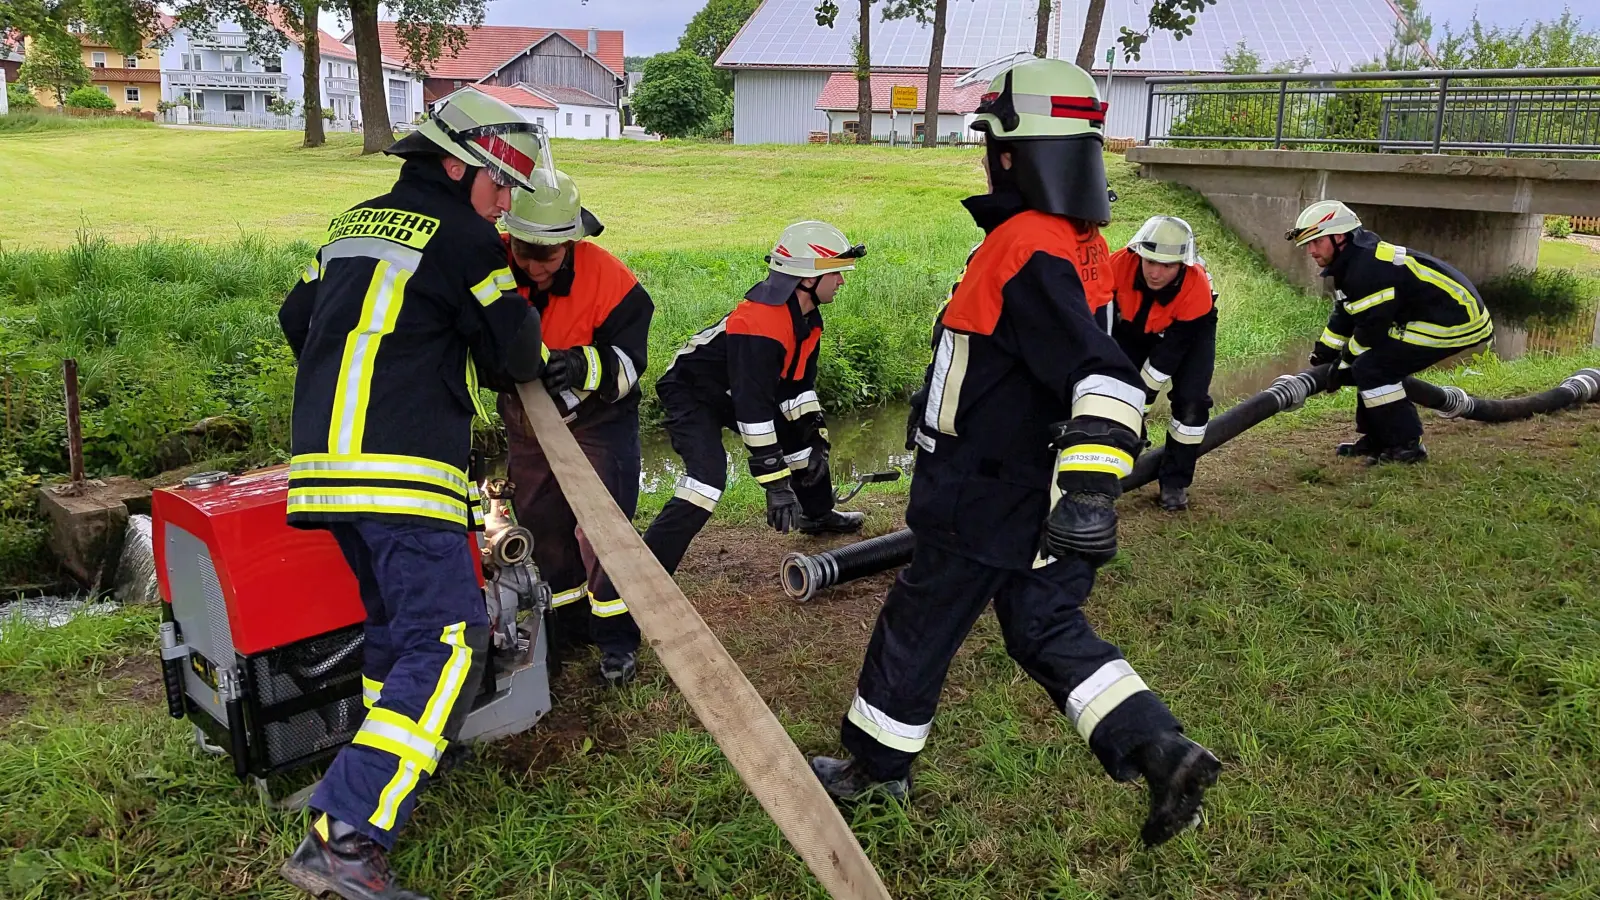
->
[517, 384, 892, 900]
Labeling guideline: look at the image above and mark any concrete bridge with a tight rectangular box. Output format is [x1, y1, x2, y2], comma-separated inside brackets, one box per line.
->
[1123, 148, 1600, 292]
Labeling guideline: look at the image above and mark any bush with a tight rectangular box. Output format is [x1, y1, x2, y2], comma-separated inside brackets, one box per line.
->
[1545, 216, 1574, 239]
[65, 86, 116, 110]
[6, 83, 39, 111]
[321, 107, 336, 121]
[1481, 265, 1589, 326]
[266, 96, 298, 116]
[632, 51, 720, 138]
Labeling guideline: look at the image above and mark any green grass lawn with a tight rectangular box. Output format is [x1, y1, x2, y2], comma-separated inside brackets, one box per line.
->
[1540, 238, 1600, 273]
[4, 357, 1599, 897]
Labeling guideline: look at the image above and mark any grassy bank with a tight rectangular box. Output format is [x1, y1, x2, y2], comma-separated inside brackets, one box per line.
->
[4, 358, 1598, 897]
[0, 129, 1330, 483]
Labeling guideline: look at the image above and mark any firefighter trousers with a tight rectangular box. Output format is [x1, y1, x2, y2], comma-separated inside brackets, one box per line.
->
[313, 521, 489, 850]
[501, 396, 643, 659]
[593, 384, 836, 604]
[1120, 318, 1216, 492]
[1351, 343, 1462, 450]
[841, 541, 1181, 783]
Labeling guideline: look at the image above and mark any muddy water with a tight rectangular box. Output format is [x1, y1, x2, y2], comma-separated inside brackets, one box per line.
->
[629, 303, 1600, 488]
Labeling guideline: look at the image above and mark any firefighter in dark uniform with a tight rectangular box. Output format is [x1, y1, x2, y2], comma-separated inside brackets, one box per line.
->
[1098, 216, 1218, 512]
[275, 90, 550, 900]
[809, 58, 1221, 849]
[587, 221, 867, 614]
[493, 171, 654, 687]
[1291, 200, 1493, 463]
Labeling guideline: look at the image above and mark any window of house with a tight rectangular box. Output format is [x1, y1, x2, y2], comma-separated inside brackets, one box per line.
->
[264, 56, 281, 73]
[192, 92, 205, 110]
[224, 55, 243, 73]
[124, 55, 138, 67]
[225, 93, 245, 112]
[97, 85, 110, 95]
[92, 52, 106, 67]
[387, 79, 408, 123]
[584, 114, 591, 127]
[327, 62, 333, 77]
[125, 87, 140, 102]
[842, 120, 860, 134]
[535, 116, 545, 127]
[347, 66, 354, 78]
[453, 80, 462, 89]
[913, 122, 927, 140]
[181, 54, 191, 70]
[565, 112, 572, 126]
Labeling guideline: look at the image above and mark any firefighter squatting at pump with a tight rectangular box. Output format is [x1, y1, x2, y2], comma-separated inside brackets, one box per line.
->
[583, 220, 869, 615]
[1094, 216, 1219, 512]
[490, 171, 654, 689]
[275, 89, 552, 900]
[1291, 200, 1494, 463]
[809, 57, 1222, 848]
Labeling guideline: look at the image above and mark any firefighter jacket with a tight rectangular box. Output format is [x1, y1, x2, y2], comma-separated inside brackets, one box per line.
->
[1102, 248, 1218, 398]
[279, 160, 532, 533]
[1315, 228, 1492, 366]
[906, 191, 1147, 571]
[502, 236, 653, 429]
[657, 288, 826, 489]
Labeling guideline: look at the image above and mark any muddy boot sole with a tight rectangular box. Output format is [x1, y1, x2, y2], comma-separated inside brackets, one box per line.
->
[1141, 744, 1221, 848]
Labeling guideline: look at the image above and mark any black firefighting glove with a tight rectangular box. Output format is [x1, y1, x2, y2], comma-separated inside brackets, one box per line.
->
[1041, 418, 1142, 567]
[764, 479, 801, 534]
[1308, 343, 1340, 369]
[798, 438, 831, 489]
[541, 347, 593, 394]
[905, 386, 928, 451]
[1326, 360, 1354, 393]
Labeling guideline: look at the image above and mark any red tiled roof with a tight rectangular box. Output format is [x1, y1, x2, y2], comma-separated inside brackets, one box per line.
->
[461, 83, 557, 110]
[318, 32, 357, 61]
[91, 67, 161, 84]
[365, 23, 624, 80]
[815, 73, 987, 114]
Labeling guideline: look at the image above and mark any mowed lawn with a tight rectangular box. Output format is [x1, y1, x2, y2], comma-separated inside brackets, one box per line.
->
[3, 370, 1599, 898]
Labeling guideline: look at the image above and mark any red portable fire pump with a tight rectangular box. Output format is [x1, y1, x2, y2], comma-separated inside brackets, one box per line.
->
[153, 467, 552, 790]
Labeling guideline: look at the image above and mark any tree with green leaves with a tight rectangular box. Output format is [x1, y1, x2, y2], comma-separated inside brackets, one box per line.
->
[346, 0, 490, 154]
[632, 50, 721, 138]
[815, 0, 872, 143]
[680, 0, 759, 91]
[880, 0, 951, 147]
[2, 0, 162, 56]
[1434, 9, 1600, 72]
[18, 30, 91, 107]
[1074, 0, 1220, 67]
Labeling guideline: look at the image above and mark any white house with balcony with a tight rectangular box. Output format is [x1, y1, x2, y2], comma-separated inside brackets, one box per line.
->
[160, 20, 422, 130]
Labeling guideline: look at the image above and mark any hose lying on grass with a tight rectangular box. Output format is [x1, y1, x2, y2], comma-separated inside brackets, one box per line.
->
[780, 365, 1600, 603]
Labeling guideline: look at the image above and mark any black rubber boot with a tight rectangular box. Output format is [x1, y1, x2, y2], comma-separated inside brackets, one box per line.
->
[1158, 485, 1188, 512]
[1368, 440, 1428, 465]
[1134, 732, 1221, 848]
[1335, 436, 1375, 458]
[809, 756, 911, 804]
[280, 814, 427, 900]
[798, 510, 866, 536]
[599, 651, 637, 688]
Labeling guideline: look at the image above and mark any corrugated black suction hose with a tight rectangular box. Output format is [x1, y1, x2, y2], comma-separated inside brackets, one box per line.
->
[779, 365, 1600, 601]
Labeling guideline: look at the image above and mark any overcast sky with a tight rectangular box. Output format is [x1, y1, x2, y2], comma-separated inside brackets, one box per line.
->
[482, 0, 1592, 59]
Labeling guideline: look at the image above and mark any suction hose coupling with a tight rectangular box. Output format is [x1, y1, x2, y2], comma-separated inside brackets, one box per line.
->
[1433, 386, 1473, 419]
[781, 551, 835, 604]
[1267, 371, 1317, 413]
[1562, 368, 1600, 404]
[490, 525, 535, 567]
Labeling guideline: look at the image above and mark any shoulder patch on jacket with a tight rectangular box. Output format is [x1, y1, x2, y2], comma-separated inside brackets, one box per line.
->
[944, 211, 1108, 336]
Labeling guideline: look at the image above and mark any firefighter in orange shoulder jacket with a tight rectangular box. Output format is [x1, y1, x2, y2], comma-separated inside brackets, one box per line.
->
[809, 58, 1220, 849]
[586, 221, 867, 621]
[493, 171, 653, 688]
[1097, 216, 1218, 512]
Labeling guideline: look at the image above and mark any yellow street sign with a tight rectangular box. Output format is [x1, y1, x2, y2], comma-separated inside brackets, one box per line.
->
[890, 85, 918, 111]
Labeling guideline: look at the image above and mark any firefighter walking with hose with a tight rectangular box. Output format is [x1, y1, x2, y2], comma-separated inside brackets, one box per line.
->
[586, 222, 868, 628]
[493, 171, 654, 688]
[809, 57, 1220, 848]
[1096, 216, 1219, 511]
[274, 90, 550, 899]
[1291, 201, 1493, 463]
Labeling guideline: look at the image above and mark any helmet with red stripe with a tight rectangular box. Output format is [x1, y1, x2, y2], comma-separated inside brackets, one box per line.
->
[387, 87, 554, 193]
[972, 57, 1112, 224]
[767, 221, 865, 278]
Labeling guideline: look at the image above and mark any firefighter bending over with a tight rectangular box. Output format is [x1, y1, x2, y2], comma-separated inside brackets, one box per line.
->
[1098, 216, 1218, 511]
[275, 90, 549, 900]
[587, 222, 867, 618]
[809, 58, 1221, 848]
[1291, 201, 1493, 463]
[493, 172, 653, 688]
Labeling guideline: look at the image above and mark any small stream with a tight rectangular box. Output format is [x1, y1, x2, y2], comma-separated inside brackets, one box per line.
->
[563, 305, 1600, 491]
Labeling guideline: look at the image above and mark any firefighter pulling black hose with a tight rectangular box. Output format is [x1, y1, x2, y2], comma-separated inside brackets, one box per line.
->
[780, 364, 1600, 603]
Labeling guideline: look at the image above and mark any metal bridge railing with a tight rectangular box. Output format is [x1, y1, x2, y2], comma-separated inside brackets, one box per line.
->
[1142, 67, 1600, 155]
